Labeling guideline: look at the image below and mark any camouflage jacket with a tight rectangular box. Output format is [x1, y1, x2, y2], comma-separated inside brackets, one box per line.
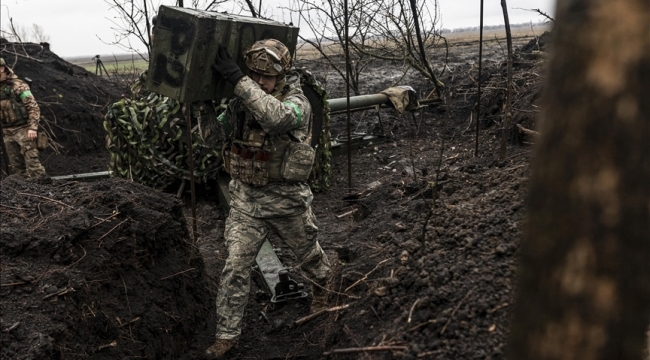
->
[217, 71, 314, 218]
[0, 72, 40, 130]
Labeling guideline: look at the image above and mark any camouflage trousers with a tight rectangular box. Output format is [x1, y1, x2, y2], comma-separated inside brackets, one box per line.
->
[2, 126, 46, 178]
[215, 207, 331, 340]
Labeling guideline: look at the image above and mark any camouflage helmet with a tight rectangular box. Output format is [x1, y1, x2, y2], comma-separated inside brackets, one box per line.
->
[243, 39, 292, 76]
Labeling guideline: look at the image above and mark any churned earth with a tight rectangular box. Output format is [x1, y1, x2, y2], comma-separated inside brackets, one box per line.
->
[2, 31, 547, 360]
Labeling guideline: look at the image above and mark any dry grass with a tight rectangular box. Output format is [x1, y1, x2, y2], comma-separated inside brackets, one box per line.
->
[65, 24, 551, 72]
[295, 24, 551, 61]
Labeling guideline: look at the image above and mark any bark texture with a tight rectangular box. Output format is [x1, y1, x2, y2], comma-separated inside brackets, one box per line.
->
[509, 0, 650, 359]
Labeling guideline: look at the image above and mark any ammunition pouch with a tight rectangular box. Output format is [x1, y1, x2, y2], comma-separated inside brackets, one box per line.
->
[280, 142, 315, 183]
[34, 132, 48, 151]
[224, 139, 315, 186]
[0, 85, 30, 127]
[227, 143, 270, 186]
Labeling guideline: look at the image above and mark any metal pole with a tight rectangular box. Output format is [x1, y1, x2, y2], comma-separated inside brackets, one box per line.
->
[475, 0, 484, 157]
[344, 0, 352, 191]
[184, 105, 197, 242]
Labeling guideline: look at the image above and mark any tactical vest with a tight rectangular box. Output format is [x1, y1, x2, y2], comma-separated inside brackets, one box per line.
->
[225, 84, 315, 186]
[0, 81, 30, 127]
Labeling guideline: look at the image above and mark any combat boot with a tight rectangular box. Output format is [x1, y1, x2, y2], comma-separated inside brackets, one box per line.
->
[205, 338, 237, 359]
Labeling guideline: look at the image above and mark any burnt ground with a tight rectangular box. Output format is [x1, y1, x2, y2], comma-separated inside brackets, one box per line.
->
[2, 33, 550, 360]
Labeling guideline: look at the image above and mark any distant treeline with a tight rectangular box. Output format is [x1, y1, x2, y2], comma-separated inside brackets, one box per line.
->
[440, 20, 548, 34]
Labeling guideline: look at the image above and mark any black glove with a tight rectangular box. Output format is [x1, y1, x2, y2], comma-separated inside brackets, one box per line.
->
[213, 46, 245, 86]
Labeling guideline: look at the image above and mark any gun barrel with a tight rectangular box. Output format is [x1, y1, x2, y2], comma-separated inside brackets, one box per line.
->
[327, 94, 390, 113]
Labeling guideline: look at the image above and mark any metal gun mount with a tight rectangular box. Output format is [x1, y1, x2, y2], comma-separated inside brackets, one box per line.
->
[215, 177, 307, 303]
[51, 89, 441, 302]
[254, 241, 308, 303]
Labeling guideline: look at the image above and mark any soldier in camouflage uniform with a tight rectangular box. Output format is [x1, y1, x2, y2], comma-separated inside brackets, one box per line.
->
[206, 40, 331, 358]
[0, 57, 46, 178]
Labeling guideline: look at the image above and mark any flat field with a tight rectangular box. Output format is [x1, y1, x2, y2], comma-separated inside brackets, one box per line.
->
[64, 24, 551, 73]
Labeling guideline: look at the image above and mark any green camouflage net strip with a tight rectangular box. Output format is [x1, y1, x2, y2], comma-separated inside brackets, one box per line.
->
[104, 70, 330, 192]
[104, 91, 222, 190]
[298, 68, 332, 192]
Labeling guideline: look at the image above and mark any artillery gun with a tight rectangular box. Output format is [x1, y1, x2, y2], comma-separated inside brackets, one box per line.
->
[57, 6, 437, 303]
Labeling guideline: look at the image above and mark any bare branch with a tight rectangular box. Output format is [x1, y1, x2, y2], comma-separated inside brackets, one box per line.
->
[513, 7, 555, 22]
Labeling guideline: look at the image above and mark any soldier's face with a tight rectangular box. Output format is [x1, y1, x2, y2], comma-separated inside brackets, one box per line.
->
[250, 71, 277, 94]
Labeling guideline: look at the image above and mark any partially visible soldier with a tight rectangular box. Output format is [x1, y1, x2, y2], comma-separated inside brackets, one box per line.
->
[205, 40, 331, 358]
[0, 57, 46, 178]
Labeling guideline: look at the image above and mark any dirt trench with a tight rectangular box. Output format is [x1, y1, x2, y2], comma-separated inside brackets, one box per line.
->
[2, 33, 549, 359]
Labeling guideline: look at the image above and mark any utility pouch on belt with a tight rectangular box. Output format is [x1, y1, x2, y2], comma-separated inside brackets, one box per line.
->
[229, 143, 270, 186]
[34, 132, 48, 150]
[280, 142, 315, 182]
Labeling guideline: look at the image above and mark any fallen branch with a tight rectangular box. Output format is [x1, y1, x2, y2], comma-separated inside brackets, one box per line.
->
[2, 322, 20, 332]
[118, 316, 141, 328]
[324, 345, 408, 355]
[408, 298, 422, 323]
[295, 303, 352, 327]
[516, 123, 539, 136]
[345, 259, 390, 293]
[62, 245, 87, 271]
[97, 219, 129, 247]
[440, 286, 475, 335]
[42, 287, 74, 300]
[336, 208, 358, 219]
[1, 282, 26, 287]
[1, 50, 44, 63]
[408, 318, 438, 332]
[17, 192, 73, 209]
[97, 341, 117, 351]
[418, 349, 443, 357]
[160, 268, 196, 280]
[0, 204, 29, 211]
[88, 211, 121, 230]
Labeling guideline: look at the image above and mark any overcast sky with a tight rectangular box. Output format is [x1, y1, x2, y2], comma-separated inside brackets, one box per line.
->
[1, 0, 555, 58]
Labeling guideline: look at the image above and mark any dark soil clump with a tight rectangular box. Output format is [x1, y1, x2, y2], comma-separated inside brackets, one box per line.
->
[0, 176, 211, 359]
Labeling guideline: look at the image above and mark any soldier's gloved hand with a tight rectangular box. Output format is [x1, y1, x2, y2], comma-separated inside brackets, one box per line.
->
[213, 46, 245, 86]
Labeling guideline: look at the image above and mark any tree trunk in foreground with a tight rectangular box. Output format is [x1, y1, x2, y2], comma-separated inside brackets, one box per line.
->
[509, 0, 650, 359]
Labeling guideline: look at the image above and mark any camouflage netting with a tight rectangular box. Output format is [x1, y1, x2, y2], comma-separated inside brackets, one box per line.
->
[104, 69, 332, 192]
[104, 92, 221, 190]
[298, 68, 332, 192]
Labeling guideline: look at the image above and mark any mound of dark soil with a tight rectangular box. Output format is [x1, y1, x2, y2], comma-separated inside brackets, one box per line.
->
[1, 40, 124, 175]
[2, 29, 550, 360]
[312, 134, 528, 359]
[520, 31, 552, 54]
[0, 176, 211, 360]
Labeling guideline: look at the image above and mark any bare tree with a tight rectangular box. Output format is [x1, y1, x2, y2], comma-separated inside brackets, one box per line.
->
[349, 0, 446, 95]
[292, 0, 445, 96]
[514, 7, 555, 23]
[103, 0, 229, 61]
[509, 0, 650, 358]
[0, 19, 28, 43]
[30, 24, 50, 43]
[291, 0, 377, 95]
